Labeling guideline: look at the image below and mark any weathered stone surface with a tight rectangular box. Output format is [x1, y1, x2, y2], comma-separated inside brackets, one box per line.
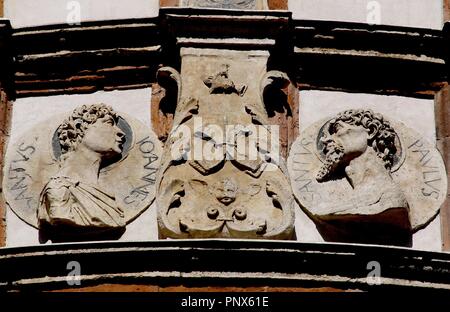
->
[181, 0, 268, 10]
[157, 49, 295, 239]
[288, 109, 447, 246]
[3, 104, 162, 243]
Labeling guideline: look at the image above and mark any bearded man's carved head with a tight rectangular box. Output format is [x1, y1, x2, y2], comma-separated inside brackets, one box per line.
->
[316, 109, 397, 182]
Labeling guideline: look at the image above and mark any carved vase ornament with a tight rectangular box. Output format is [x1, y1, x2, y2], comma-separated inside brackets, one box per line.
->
[3, 104, 162, 242]
[288, 109, 447, 247]
[156, 49, 295, 239]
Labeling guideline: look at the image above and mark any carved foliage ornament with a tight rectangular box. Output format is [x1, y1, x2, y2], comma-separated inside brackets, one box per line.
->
[156, 61, 295, 240]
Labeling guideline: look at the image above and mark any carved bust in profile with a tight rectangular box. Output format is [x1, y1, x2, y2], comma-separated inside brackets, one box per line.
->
[38, 104, 126, 241]
[315, 109, 412, 246]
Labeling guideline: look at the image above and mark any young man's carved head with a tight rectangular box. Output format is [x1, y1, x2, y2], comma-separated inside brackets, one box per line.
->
[316, 109, 397, 182]
[58, 104, 125, 159]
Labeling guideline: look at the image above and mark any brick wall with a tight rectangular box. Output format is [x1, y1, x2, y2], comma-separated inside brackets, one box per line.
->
[0, 90, 11, 247]
[268, 0, 287, 10]
[160, 0, 288, 9]
[53, 284, 347, 292]
[445, 0, 450, 22]
[160, 0, 179, 6]
[438, 2, 449, 251]
[436, 85, 450, 251]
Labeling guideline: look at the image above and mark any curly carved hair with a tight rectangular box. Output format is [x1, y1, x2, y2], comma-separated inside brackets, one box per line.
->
[58, 104, 119, 155]
[323, 109, 397, 169]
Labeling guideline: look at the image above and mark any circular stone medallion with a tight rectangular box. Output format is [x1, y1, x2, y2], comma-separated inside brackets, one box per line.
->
[288, 114, 447, 231]
[3, 109, 162, 228]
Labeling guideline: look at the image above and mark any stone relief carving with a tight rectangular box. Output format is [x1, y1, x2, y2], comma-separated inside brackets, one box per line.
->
[288, 109, 447, 247]
[3, 104, 162, 243]
[156, 52, 295, 240]
[38, 105, 126, 238]
[203, 65, 247, 96]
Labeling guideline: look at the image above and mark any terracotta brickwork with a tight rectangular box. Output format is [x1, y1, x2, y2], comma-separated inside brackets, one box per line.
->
[160, 0, 179, 7]
[151, 82, 175, 142]
[445, 0, 450, 22]
[441, 0, 450, 252]
[0, 90, 11, 247]
[265, 81, 299, 159]
[160, 0, 288, 9]
[268, 0, 288, 10]
[54, 284, 348, 292]
[436, 85, 450, 251]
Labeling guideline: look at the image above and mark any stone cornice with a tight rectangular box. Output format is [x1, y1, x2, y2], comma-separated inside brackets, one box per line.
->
[294, 20, 446, 97]
[1, 240, 450, 291]
[0, 9, 446, 98]
[12, 18, 161, 98]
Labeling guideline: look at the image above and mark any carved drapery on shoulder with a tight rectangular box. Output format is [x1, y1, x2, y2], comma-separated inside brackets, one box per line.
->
[3, 104, 162, 243]
[288, 109, 447, 247]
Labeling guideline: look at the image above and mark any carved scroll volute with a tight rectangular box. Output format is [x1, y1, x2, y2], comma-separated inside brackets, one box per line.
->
[156, 61, 296, 240]
[260, 70, 299, 159]
[151, 67, 182, 143]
